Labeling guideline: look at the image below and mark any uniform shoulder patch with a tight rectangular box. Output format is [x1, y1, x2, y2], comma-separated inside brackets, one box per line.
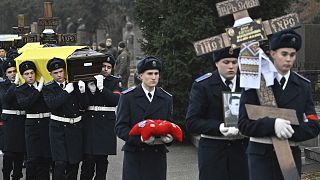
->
[160, 87, 172, 96]
[121, 86, 136, 94]
[195, 73, 212, 82]
[293, 72, 310, 83]
[44, 81, 54, 86]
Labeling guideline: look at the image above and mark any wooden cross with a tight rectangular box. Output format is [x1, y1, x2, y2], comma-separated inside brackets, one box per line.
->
[192, 0, 303, 179]
[193, 0, 300, 56]
[12, 14, 30, 35]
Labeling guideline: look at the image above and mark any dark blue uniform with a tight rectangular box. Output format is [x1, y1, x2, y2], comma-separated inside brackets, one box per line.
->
[42, 81, 88, 180]
[186, 70, 248, 180]
[15, 83, 51, 180]
[238, 72, 320, 180]
[115, 84, 173, 180]
[80, 75, 121, 180]
[0, 79, 25, 180]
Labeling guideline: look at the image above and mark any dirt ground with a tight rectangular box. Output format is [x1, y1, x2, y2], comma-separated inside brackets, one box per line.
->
[302, 172, 320, 180]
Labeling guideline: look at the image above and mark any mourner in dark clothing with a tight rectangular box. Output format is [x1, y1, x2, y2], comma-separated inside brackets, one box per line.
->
[80, 54, 121, 180]
[115, 56, 173, 180]
[15, 61, 51, 180]
[0, 59, 25, 180]
[238, 30, 320, 179]
[42, 57, 89, 180]
[186, 47, 248, 180]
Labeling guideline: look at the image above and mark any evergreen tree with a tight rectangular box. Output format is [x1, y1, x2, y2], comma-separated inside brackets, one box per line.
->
[135, 0, 291, 128]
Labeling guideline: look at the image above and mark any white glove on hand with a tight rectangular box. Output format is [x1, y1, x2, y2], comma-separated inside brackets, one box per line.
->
[274, 118, 294, 139]
[87, 81, 96, 94]
[219, 123, 239, 136]
[94, 75, 104, 91]
[161, 134, 174, 143]
[64, 83, 74, 93]
[142, 136, 155, 145]
[78, 80, 85, 93]
[14, 73, 19, 85]
[36, 76, 44, 92]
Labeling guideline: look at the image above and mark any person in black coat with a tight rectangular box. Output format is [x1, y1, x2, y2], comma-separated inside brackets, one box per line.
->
[42, 57, 89, 180]
[80, 54, 121, 180]
[186, 47, 248, 180]
[15, 61, 51, 180]
[238, 30, 320, 180]
[0, 59, 25, 180]
[115, 56, 173, 180]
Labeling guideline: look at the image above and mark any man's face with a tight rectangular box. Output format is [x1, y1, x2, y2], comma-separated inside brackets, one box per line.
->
[140, 69, 159, 89]
[5, 67, 17, 81]
[106, 40, 112, 47]
[50, 68, 65, 83]
[0, 49, 6, 58]
[215, 58, 238, 80]
[270, 48, 296, 75]
[22, 69, 36, 84]
[229, 98, 240, 116]
[101, 62, 112, 77]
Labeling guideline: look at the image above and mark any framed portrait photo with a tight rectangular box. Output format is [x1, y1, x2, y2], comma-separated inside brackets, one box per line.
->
[222, 91, 241, 127]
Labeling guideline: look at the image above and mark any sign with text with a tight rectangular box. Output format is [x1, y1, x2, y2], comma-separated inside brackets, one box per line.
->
[226, 19, 267, 48]
[268, 13, 301, 34]
[38, 17, 59, 27]
[216, 0, 260, 17]
[193, 35, 225, 56]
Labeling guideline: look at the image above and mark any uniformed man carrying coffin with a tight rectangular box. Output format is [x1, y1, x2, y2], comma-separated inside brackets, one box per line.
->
[15, 61, 51, 180]
[115, 56, 173, 180]
[186, 47, 248, 180]
[42, 58, 89, 180]
[0, 59, 25, 180]
[238, 30, 320, 179]
[80, 54, 121, 180]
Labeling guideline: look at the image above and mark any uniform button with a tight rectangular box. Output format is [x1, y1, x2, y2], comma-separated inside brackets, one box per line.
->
[72, 104, 75, 106]
[37, 121, 40, 123]
[63, 115, 65, 117]
[155, 149, 158, 152]
[102, 115, 105, 117]
[141, 148, 145, 151]
[74, 114, 77, 116]
[92, 115, 94, 118]
[64, 125, 66, 127]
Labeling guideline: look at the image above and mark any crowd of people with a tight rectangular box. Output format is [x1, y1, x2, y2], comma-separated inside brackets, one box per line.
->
[0, 29, 318, 180]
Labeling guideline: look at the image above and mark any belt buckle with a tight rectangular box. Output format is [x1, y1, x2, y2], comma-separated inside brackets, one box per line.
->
[39, 113, 44, 118]
[16, 111, 21, 115]
[69, 118, 75, 124]
[94, 106, 99, 111]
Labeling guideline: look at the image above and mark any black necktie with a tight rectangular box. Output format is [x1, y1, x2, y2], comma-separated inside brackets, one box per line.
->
[60, 83, 64, 89]
[225, 80, 232, 91]
[148, 92, 152, 99]
[280, 77, 286, 89]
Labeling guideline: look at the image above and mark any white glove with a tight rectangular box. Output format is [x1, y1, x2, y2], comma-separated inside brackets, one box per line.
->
[36, 76, 44, 92]
[142, 136, 155, 145]
[14, 73, 19, 85]
[161, 134, 174, 143]
[219, 123, 239, 136]
[274, 118, 294, 139]
[78, 80, 85, 93]
[94, 75, 104, 91]
[64, 83, 74, 93]
[87, 81, 96, 94]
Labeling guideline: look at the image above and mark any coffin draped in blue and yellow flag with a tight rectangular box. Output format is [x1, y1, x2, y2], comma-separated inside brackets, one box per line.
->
[15, 43, 86, 83]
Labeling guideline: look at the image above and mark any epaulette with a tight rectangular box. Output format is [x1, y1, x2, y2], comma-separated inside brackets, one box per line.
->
[293, 72, 310, 83]
[121, 86, 136, 94]
[44, 81, 54, 86]
[195, 73, 212, 82]
[160, 87, 172, 96]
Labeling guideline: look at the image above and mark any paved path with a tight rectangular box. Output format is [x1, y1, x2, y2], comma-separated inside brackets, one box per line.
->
[0, 138, 198, 180]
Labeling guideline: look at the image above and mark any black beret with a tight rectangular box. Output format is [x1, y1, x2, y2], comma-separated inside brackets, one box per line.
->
[269, 29, 302, 51]
[104, 53, 115, 68]
[213, 47, 240, 62]
[118, 41, 126, 48]
[19, 61, 36, 75]
[6, 48, 20, 59]
[2, 59, 16, 72]
[137, 56, 162, 74]
[47, 57, 66, 72]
